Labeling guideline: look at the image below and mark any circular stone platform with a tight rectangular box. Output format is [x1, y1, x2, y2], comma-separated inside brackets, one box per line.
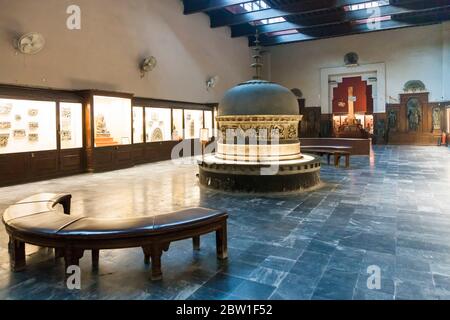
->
[198, 154, 321, 193]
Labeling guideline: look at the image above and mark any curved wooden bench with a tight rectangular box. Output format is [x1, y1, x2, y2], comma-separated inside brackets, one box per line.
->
[302, 146, 352, 168]
[2, 193, 228, 280]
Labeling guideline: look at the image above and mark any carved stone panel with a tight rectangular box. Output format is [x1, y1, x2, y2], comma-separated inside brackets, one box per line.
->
[406, 98, 422, 132]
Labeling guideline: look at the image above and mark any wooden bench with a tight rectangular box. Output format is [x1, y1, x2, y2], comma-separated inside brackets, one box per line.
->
[302, 146, 352, 168]
[2, 193, 228, 280]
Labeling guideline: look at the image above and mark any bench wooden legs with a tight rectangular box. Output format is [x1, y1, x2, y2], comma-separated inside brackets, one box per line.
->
[216, 223, 228, 260]
[193, 236, 201, 251]
[334, 154, 341, 167]
[9, 237, 26, 272]
[345, 154, 350, 168]
[140, 223, 227, 280]
[142, 243, 170, 281]
[334, 153, 350, 168]
[150, 247, 163, 281]
[142, 246, 151, 265]
[92, 250, 99, 269]
[55, 248, 64, 260]
[64, 248, 84, 271]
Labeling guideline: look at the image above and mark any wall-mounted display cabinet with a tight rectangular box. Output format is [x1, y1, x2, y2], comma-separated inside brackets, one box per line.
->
[447, 106, 450, 133]
[132, 98, 217, 165]
[0, 98, 57, 154]
[0, 85, 216, 185]
[0, 86, 85, 186]
[81, 91, 134, 172]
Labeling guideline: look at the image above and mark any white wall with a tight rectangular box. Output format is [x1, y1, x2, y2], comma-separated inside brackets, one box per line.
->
[0, 0, 252, 103]
[269, 24, 447, 111]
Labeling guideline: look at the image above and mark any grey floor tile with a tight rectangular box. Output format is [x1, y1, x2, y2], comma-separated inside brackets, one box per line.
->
[0, 146, 449, 299]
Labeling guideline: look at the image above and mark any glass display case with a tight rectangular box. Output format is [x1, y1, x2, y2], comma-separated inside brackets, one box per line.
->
[204, 110, 213, 138]
[172, 109, 184, 141]
[145, 107, 171, 142]
[133, 107, 144, 144]
[0, 98, 57, 154]
[93, 95, 132, 147]
[447, 107, 450, 133]
[60, 102, 83, 149]
[184, 109, 204, 139]
[213, 108, 218, 137]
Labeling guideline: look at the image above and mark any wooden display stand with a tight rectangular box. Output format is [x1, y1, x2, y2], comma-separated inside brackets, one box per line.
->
[332, 79, 373, 139]
[386, 92, 447, 145]
[95, 134, 119, 147]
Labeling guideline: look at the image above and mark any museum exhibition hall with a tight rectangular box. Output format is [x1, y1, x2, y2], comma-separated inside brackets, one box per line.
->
[0, 0, 449, 301]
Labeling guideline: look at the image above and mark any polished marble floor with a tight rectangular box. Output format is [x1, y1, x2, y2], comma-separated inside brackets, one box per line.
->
[1, 145, 450, 300]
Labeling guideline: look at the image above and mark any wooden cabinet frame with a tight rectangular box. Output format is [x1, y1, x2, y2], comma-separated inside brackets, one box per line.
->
[78, 90, 134, 173]
[0, 85, 85, 186]
[0, 85, 218, 185]
[132, 97, 216, 161]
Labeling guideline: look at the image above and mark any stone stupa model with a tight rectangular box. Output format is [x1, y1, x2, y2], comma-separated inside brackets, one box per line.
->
[198, 33, 321, 192]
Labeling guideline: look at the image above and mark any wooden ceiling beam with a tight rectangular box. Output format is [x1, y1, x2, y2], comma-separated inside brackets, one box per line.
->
[209, 0, 373, 28]
[209, 0, 438, 28]
[232, 0, 450, 37]
[252, 6, 450, 46]
[183, 0, 249, 15]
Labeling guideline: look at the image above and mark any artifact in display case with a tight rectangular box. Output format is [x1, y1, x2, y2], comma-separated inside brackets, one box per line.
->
[61, 130, 72, 141]
[28, 109, 38, 117]
[132, 107, 144, 143]
[60, 103, 83, 149]
[189, 120, 195, 138]
[95, 114, 118, 147]
[184, 110, 204, 139]
[172, 125, 182, 141]
[0, 122, 11, 129]
[172, 109, 184, 141]
[0, 104, 12, 115]
[60, 107, 72, 142]
[61, 107, 71, 119]
[93, 95, 132, 148]
[145, 107, 171, 142]
[0, 98, 57, 154]
[0, 133, 9, 147]
[28, 133, 39, 142]
[151, 127, 163, 142]
[13, 130, 26, 138]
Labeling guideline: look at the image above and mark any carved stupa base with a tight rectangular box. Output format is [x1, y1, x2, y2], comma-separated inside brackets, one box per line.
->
[198, 154, 321, 193]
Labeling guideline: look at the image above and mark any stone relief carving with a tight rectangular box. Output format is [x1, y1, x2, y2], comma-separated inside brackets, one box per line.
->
[217, 115, 302, 142]
[432, 107, 442, 131]
[288, 125, 298, 139]
[387, 109, 398, 129]
[403, 80, 426, 93]
[0, 133, 9, 147]
[407, 98, 421, 132]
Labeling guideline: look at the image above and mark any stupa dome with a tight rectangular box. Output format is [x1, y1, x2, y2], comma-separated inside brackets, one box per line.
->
[218, 80, 299, 116]
[198, 31, 321, 193]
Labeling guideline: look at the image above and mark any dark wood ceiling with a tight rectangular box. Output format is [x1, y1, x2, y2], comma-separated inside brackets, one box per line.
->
[182, 0, 450, 46]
